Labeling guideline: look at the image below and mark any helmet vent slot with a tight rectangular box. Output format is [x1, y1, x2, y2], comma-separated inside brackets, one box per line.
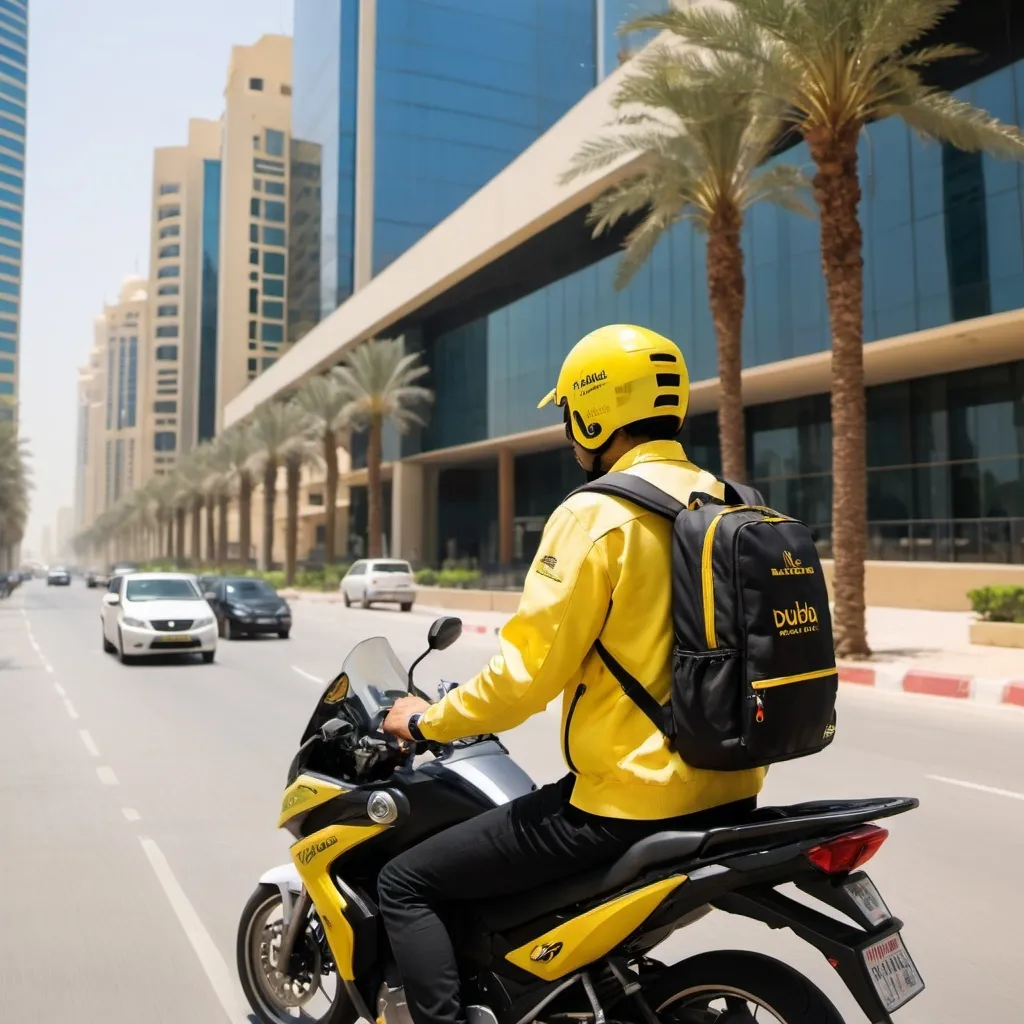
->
[656, 373, 681, 388]
[649, 353, 677, 362]
[653, 394, 680, 408]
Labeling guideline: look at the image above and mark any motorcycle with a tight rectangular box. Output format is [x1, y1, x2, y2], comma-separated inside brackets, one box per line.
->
[238, 616, 924, 1024]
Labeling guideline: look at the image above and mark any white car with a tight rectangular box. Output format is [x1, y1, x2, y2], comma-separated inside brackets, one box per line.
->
[101, 572, 217, 664]
[339, 559, 417, 611]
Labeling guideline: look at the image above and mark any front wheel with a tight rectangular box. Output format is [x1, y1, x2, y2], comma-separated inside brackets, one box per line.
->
[237, 883, 354, 1024]
[648, 950, 845, 1024]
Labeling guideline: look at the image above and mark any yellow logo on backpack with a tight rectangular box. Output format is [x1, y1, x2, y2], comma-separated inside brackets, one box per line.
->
[773, 601, 820, 637]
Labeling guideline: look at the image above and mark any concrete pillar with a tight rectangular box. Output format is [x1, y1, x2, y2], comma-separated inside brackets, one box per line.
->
[498, 448, 515, 567]
[392, 460, 425, 564]
[353, 0, 377, 291]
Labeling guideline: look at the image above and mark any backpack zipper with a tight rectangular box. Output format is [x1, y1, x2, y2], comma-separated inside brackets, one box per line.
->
[563, 683, 586, 773]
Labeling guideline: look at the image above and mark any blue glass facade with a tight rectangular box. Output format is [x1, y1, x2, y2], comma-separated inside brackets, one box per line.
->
[0, 0, 24, 420]
[372, 0, 597, 276]
[198, 159, 221, 442]
[600, 0, 662, 78]
[415, 58, 1024, 566]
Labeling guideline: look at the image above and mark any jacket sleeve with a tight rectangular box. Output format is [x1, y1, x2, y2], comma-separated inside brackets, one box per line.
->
[418, 505, 611, 742]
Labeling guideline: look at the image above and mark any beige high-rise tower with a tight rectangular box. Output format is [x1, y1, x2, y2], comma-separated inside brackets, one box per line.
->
[215, 34, 292, 431]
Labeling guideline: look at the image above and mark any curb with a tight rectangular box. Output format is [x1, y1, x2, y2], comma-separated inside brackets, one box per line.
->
[838, 663, 1024, 708]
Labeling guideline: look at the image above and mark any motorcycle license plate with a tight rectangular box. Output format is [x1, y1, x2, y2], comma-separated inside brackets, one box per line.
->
[163, 634, 192, 643]
[861, 932, 924, 1012]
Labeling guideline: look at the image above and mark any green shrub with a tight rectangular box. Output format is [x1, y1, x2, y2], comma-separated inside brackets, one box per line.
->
[968, 585, 1024, 623]
[436, 567, 481, 589]
[415, 567, 438, 586]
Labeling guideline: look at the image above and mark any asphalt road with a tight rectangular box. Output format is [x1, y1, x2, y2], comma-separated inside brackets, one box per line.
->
[2, 580, 1022, 1023]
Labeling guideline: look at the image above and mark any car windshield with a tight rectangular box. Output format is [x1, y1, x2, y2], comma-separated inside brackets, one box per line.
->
[225, 579, 276, 597]
[125, 578, 201, 602]
[372, 561, 412, 574]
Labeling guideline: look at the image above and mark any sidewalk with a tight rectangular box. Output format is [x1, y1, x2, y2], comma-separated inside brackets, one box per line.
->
[283, 589, 1024, 707]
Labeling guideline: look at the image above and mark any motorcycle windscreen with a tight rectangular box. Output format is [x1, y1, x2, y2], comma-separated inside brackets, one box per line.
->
[301, 637, 410, 742]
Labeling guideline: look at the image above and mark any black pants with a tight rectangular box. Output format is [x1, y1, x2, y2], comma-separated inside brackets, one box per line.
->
[377, 776, 754, 1024]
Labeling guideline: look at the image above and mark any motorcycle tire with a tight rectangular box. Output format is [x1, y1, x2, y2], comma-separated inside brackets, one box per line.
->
[645, 950, 845, 1024]
[237, 883, 356, 1024]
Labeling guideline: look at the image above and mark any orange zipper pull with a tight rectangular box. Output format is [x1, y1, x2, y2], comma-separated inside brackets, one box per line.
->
[755, 694, 765, 724]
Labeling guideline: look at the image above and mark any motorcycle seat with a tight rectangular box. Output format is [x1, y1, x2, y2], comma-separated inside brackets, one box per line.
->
[478, 796, 917, 932]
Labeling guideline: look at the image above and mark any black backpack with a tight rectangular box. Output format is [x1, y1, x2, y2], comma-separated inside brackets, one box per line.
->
[573, 472, 838, 771]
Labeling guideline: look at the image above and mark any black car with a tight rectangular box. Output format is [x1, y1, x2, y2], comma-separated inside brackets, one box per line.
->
[202, 576, 292, 639]
[47, 567, 71, 586]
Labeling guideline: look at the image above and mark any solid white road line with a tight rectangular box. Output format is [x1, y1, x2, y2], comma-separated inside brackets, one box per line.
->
[54, 682, 66, 697]
[926, 774, 1024, 802]
[96, 766, 119, 786]
[138, 837, 246, 1023]
[79, 729, 100, 757]
[63, 699, 79, 720]
[292, 665, 324, 685]
[43, 663, 54, 674]
[122, 808, 141, 822]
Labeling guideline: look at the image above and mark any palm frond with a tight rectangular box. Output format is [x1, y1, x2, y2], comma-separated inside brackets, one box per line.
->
[893, 88, 1024, 160]
[614, 205, 674, 290]
[742, 162, 816, 217]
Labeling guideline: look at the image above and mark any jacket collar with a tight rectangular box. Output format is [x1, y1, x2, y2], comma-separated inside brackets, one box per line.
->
[609, 440, 688, 472]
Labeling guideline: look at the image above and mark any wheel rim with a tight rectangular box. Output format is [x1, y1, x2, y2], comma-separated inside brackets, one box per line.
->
[659, 984, 788, 1024]
[243, 892, 342, 1023]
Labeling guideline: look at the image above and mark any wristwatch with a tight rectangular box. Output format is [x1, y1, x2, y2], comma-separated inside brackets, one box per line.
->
[407, 713, 426, 743]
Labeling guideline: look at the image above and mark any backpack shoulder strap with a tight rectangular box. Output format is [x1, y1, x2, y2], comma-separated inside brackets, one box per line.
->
[594, 639, 670, 738]
[718, 477, 765, 507]
[570, 472, 684, 521]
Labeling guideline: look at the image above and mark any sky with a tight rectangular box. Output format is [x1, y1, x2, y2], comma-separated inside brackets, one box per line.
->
[19, 0, 294, 557]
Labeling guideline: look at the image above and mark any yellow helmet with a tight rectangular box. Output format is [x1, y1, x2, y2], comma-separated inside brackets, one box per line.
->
[538, 324, 690, 451]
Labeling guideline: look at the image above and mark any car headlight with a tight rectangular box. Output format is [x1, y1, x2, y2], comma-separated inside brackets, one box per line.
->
[122, 617, 147, 628]
[194, 616, 214, 628]
[228, 604, 252, 617]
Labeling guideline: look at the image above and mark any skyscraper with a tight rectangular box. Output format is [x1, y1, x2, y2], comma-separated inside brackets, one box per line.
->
[0, 0, 27, 421]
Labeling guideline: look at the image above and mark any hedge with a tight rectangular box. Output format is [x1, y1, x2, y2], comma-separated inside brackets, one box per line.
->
[968, 585, 1024, 624]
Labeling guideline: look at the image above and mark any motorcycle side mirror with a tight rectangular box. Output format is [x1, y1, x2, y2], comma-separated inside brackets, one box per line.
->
[427, 616, 462, 651]
[321, 718, 354, 742]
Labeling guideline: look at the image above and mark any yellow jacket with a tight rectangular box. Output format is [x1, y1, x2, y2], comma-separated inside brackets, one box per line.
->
[420, 441, 765, 820]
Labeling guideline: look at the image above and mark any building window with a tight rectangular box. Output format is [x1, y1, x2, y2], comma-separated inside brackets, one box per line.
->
[264, 180, 285, 196]
[261, 356, 277, 371]
[154, 431, 177, 452]
[249, 223, 259, 244]
[253, 158, 285, 177]
[154, 400, 177, 413]
[261, 322, 283, 343]
[262, 277, 284, 297]
[281, 84, 292, 96]
[262, 300, 284, 320]
[250, 197, 260, 217]
[156, 325, 179, 338]
[159, 183, 180, 195]
[248, 357, 257, 372]
[263, 251, 285, 275]
[248, 77, 264, 91]
[249, 247, 259, 265]
[253, 178, 262, 192]
[263, 226, 285, 247]
[249, 270, 258, 282]
[265, 129, 285, 157]
[248, 320, 257, 340]
[158, 243, 180, 259]
[159, 224, 180, 239]
[157, 204, 180, 220]
[263, 200, 285, 223]
[157, 304, 177, 318]
[157, 265, 180, 279]
[155, 344, 178, 361]
[158, 284, 179, 296]
[249, 288, 258, 314]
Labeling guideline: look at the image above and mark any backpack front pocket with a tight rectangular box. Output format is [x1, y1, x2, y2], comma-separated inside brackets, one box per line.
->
[671, 647, 743, 770]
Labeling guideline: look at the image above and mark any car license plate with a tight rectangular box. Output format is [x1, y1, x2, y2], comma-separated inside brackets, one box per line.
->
[862, 932, 924, 1012]
[163, 634, 192, 643]
[257, 617, 276, 624]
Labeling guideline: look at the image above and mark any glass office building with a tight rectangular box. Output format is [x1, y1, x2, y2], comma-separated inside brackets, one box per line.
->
[0, 0, 26, 420]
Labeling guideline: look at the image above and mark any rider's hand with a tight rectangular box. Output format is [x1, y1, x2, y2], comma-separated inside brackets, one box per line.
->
[383, 695, 430, 741]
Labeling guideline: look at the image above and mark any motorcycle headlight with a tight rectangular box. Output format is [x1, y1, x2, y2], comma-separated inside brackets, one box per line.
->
[122, 617, 147, 628]
[367, 791, 399, 825]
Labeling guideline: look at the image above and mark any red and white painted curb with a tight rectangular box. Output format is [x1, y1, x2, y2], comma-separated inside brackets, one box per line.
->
[838, 663, 1024, 708]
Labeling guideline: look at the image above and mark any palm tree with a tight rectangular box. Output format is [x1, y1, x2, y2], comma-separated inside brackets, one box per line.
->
[250, 400, 317, 576]
[335, 338, 433, 559]
[202, 437, 235, 570]
[295, 372, 351, 567]
[634, 0, 1024, 657]
[562, 49, 810, 481]
[0, 420, 30, 569]
[219, 423, 257, 568]
[174, 455, 208, 567]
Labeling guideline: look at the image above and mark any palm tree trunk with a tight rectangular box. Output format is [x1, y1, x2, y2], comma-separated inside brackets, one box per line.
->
[367, 415, 383, 559]
[174, 507, 185, 566]
[165, 515, 174, 561]
[190, 498, 202, 566]
[262, 460, 277, 570]
[285, 456, 301, 586]
[706, 208, 747, 482]
[323, 428, 338, 565]
[239, 472, 253, 567]
[217, 494, 229, 570]
[205, 495, 216, 565]
[808, 125, 870, 660]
